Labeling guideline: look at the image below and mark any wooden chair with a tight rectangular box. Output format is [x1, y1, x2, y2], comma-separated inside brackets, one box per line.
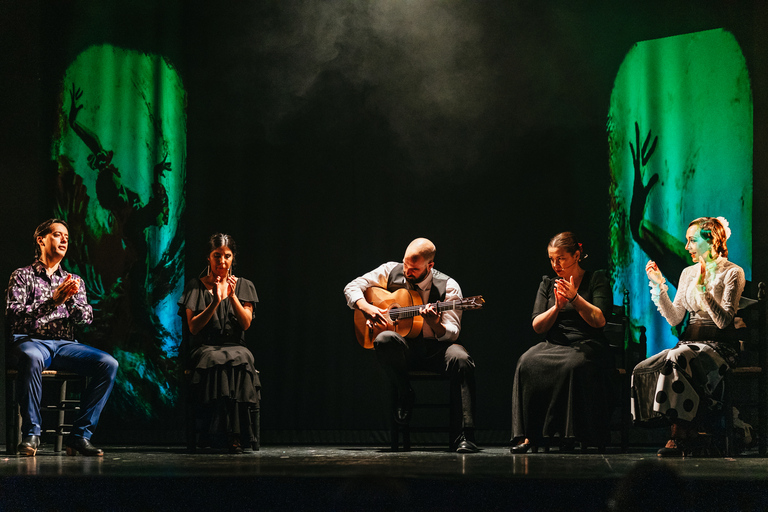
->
[5, 368, 86, 454]
[180, 322, 260, 453]
[723, 281, 767, 456]
[183, 368, 261, 452]
[390, 371, 461, 451]
[601, 290, 632, 453]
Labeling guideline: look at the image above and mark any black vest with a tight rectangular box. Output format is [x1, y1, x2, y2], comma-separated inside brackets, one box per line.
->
[386, 263, 449, 304]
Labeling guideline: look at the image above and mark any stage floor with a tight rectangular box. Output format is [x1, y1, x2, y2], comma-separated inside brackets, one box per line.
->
[1, 444, 767, 511]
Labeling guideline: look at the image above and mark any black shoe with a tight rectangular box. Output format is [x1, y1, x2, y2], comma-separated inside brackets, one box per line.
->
[64, 436, 104, 457]
[18, 435, 40, 456]
[510, 441, 535, 454]
[394, 388, 415, 425]
[228, 434, 243, 454]
[456, 433, 479, 453]
[657, 439, 684, 457]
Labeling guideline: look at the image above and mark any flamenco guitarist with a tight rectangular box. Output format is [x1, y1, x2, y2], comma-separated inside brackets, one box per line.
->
[343, 238, 478, 453]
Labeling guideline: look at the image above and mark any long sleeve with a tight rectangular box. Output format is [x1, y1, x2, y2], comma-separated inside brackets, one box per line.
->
[652, 267, 693, 327]
[6, 269, 58, 322]
[436, 277, 462, 342]
[343, 261, 463, 342]
[65, 277, 93, 325]
[5, 264, 92, 340]
[653, 260, 745, 330]
[343, 262, 398, 309]
[701, 265, 745, 329]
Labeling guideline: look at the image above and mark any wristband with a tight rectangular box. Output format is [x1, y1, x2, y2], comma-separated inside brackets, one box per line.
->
[569, 294, 578, 303]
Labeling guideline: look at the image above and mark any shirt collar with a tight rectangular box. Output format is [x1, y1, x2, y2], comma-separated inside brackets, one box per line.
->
[32, 260, 65, 278]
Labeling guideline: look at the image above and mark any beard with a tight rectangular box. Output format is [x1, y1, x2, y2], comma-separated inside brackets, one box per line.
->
[405, 268, 429, 285]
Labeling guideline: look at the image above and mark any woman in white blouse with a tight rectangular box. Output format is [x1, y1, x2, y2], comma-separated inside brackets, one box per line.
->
[631, 217, 745, 457]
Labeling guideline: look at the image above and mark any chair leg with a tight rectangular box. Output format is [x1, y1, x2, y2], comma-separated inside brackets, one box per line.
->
[54, 380, 67, 452]
[185, 386, 197, 453]
[724, 374, 736, 457]
[621, 374, 630, 453]
[6, 375, 20, 455]
[449, 379, 461, 450]
[390, 384, 400, 451]
[251, 404, 260, 451]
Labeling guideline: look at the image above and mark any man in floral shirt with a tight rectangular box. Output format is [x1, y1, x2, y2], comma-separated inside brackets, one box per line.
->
[6, 219, 118, 456]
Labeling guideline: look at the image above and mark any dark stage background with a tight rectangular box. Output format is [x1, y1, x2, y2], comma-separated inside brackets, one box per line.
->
[1, 0, 767, 444]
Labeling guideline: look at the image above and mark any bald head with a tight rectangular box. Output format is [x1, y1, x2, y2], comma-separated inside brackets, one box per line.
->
[403, 238, 436, 284]
[404, 238, 436, 263]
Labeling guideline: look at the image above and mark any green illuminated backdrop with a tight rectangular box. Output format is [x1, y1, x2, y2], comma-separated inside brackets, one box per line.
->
[609, 29, 752, 357]
[52, 45, 187, 423]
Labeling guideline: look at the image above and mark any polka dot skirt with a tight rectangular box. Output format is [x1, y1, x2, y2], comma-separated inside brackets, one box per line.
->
[643, 343, 728, 422]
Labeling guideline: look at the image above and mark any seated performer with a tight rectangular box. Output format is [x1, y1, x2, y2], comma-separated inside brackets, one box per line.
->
[632, 217, 744, 457]
[343, 237, 478, 453]
[178, 233, 260, 453]
[510, 232, 613, 453]
[6, 219, 118, 456]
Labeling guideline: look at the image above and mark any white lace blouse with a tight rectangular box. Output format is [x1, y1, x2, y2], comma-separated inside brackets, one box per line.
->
[650, 257, 745, 330]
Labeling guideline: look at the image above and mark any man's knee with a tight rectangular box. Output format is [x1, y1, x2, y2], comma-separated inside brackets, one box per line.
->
[13, 345, 45, 373]
[373, 331, 403, 351]
[446, 344, 474, 373]
[98, 353, 119, 379]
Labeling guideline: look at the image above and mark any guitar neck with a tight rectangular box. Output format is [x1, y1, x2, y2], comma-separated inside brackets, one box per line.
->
[391, 300, 462, 320]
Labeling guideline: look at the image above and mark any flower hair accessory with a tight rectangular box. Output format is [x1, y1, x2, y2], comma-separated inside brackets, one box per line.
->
[716, 216, 731, 240]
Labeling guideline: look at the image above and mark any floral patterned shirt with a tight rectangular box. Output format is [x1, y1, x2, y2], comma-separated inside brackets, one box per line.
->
[5, 261, 93, 341]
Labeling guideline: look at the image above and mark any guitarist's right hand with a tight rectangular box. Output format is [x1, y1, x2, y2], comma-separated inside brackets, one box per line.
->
[356, 299, 389, 327]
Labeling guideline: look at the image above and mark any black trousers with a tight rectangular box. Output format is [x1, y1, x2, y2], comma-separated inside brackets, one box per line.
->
[373, 331, 476, 430]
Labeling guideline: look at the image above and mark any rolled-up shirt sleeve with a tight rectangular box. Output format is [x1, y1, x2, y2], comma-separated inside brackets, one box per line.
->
[437, 277, 462, 342]
[343, 262, 398, 309]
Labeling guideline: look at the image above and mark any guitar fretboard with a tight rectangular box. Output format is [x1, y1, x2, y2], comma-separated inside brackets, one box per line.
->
[390, 300, 462, 320]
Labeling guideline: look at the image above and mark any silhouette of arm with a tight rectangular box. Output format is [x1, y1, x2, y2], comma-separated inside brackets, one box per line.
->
[68, 83, 104, 155]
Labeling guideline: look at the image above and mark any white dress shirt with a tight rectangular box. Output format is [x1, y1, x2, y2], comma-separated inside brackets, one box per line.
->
[343, 261, 463, 342]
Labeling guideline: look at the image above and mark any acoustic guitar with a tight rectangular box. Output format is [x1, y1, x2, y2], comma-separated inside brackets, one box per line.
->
[353, 287, 485, 349]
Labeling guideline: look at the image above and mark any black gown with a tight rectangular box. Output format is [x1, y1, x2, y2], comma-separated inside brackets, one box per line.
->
[178, 277, 261, 445]
[511, 270, 613, 447]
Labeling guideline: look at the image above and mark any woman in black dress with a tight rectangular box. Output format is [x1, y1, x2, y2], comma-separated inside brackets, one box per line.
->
[510, 232, 613, 453]
[178, 233, 260, 453]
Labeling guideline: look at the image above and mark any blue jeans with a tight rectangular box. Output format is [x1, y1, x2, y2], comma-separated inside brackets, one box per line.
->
[11, 335, 118, 439]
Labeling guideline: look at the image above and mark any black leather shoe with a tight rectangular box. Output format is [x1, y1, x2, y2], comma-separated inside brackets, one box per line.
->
[657, 439, 684, 457]
[64, 436, 104, 457]
[394, 388, 415, 425]
[510, 442, 535, 454]
[18, 435, 40, 456]
[456, 434, 479, 453]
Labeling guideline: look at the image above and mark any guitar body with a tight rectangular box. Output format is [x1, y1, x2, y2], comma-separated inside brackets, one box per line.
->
[353, 287, 424, 349]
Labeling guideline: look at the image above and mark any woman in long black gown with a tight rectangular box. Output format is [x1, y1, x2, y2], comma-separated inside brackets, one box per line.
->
[510, 232, 613, 453]
[178, 233, 260, 453]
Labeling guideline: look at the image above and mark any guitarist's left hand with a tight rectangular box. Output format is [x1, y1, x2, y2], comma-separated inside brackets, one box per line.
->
[420, 303, 446, 338]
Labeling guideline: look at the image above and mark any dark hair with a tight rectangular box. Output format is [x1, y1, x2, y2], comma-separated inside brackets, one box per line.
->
[548, 231, 587, 261]
[689, 217, 728, 258]
[33, 218, 69, 260]
[207, 233, 237, 266]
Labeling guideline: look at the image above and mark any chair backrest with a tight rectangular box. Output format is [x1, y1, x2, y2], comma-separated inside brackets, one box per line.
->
[734, 281, 767, 368]
[604, 289, 630, 370]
